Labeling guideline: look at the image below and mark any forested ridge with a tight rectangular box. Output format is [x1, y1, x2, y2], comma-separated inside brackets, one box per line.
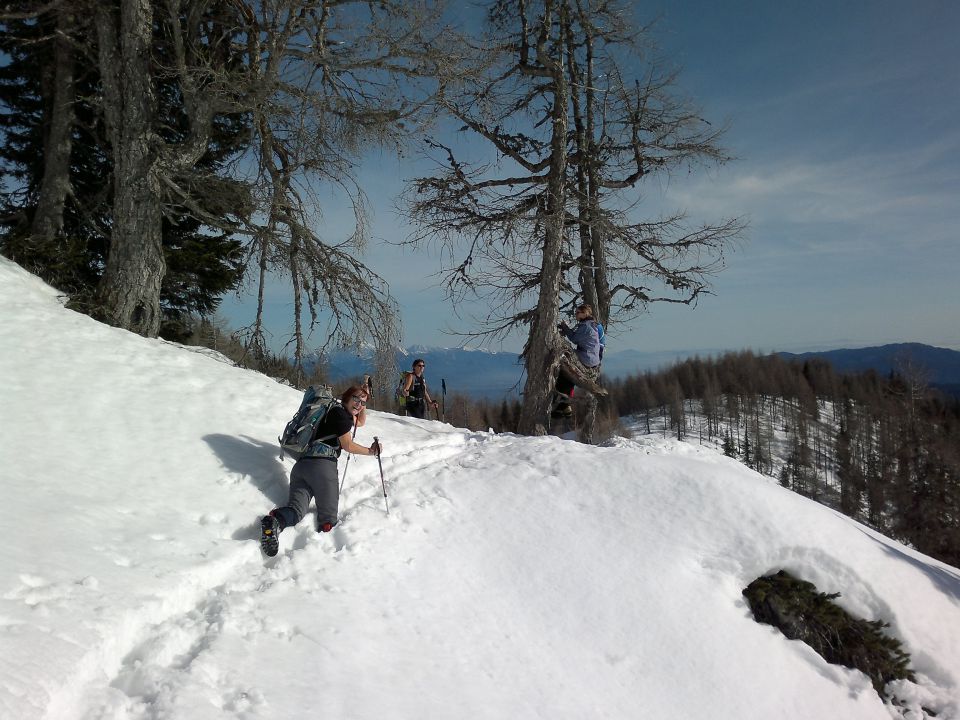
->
[606, 352, 960, 567]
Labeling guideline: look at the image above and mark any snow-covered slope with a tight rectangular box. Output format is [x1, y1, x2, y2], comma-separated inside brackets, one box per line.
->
[1, 256, 958, 720]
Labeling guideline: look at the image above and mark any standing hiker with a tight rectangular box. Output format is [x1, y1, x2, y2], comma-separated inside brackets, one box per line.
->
[260, 385, 381, 556]
[553, 304, 602, 418]
[401, 358, 438, 420]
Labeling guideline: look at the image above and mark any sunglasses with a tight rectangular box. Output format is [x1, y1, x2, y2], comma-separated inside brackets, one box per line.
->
[414, 364, 425, 368]
[351, 395, 368, 405]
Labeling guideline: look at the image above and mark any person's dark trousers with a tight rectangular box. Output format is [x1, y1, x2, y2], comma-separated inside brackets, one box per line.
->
[407, 399, 426, 419]
[556, 374, 575, 398]
[555, 364, 600, 402]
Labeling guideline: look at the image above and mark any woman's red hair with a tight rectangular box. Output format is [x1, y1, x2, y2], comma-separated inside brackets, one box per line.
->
[340, 385, 369, 406]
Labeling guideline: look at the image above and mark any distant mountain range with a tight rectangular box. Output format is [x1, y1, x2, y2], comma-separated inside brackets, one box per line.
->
[776, 343, 960, 397]
[319, 345, 709, 400]
[323, 345, 527, 400]
[317, 342, 960, 401]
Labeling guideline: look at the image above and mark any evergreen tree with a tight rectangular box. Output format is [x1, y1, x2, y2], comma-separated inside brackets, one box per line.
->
[0, 3, 249, 338]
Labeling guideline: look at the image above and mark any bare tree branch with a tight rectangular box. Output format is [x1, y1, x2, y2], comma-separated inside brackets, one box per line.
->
[404, 0, 746, 436]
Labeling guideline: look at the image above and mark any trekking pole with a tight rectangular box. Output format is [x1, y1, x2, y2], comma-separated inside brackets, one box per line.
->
[339, 455, 351, 495]
[374, 436, 389, 515]
[339, 420, 359, 494]
[441, 379, 447, 422]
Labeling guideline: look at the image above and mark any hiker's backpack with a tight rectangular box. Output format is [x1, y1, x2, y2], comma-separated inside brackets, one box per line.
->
[596, 322, 606, 362]
[278, 385, 342, 461]
[395, 372, 411, 412]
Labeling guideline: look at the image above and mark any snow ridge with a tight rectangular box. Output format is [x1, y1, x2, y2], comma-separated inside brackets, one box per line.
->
[2, 256, 959, 720]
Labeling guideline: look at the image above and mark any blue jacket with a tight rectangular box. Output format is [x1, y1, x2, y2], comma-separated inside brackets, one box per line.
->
[562, 319, 601, 368]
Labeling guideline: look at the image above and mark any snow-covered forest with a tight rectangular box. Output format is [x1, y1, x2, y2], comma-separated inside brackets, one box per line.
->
[603, 355, 960, 568]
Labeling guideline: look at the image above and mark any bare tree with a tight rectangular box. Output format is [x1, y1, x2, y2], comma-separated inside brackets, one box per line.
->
[232, 0, 453, 371]
[406, 0, 596, 435]
[563, 3, 744, 329]
[406, 0, 743, 436]
[893, 349, 931, 423]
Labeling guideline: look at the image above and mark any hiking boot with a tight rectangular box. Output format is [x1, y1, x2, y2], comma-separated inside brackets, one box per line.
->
[260, 512, 281, 556]
[319, 522, 334, 533]
[551, 403, 573, 419]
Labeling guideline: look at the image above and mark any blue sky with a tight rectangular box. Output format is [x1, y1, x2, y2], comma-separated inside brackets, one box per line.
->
[221, 0, 960, 356]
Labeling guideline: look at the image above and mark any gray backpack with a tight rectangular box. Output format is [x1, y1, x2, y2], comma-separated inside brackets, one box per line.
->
[278, 385, 341, 460]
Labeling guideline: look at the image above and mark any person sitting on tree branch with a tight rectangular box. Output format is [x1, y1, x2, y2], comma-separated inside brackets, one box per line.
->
[553, 304, 602, 418]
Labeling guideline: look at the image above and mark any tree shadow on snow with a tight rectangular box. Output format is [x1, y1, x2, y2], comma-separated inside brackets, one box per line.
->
[856, 527, 960, 603]
[203, 434, 291, 535]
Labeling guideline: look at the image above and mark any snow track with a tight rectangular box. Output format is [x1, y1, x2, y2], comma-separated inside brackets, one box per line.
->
[46, 430, 504, 720]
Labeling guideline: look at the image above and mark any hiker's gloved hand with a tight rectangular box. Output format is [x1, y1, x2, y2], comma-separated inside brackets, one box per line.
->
[431, 400, 439, 408]
[369, 440, 381, 456]
[557, 321, 569, 333]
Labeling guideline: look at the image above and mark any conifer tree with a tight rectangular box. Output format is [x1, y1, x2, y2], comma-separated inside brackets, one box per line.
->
[0, 0, 248, 337]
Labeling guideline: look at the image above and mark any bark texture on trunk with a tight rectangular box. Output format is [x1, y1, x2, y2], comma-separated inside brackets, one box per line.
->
[31, 5, 76, 245]
[94, 0, 164, 337]
[518, 23, 569, 436]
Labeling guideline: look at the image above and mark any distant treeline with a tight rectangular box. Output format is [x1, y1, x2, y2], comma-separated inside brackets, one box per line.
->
[181, 318, 328, 389]
[606, 351, 960, 567]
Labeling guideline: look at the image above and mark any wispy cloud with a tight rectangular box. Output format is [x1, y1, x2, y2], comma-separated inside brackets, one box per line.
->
[662, 129, 960, 255]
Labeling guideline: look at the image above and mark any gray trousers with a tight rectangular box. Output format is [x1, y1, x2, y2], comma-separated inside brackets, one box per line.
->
[275, 457, 339, 530]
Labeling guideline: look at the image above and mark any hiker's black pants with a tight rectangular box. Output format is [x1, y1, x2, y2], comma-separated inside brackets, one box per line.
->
[406, 398, 426, 419]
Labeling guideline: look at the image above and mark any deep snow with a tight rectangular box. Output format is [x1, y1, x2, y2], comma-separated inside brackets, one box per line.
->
[1, 256, 958, 720]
